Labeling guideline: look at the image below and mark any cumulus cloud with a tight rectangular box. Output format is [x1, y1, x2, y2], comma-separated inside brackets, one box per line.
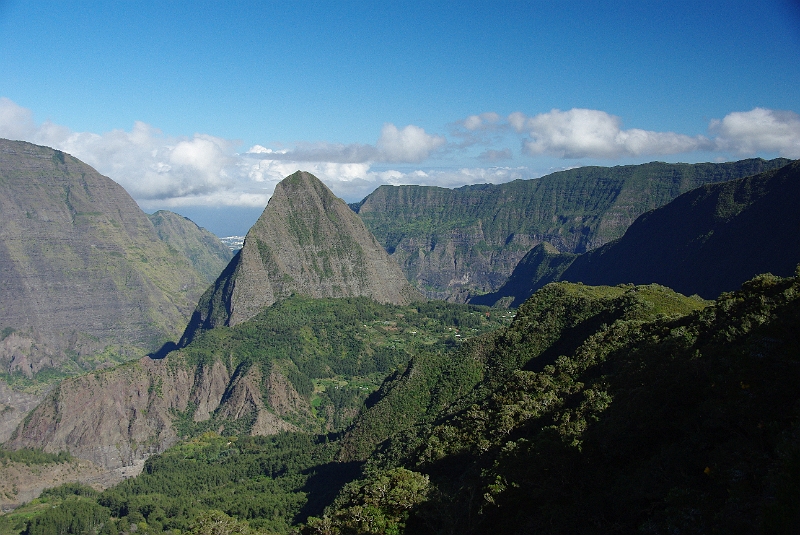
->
[515, 108, 712, 158]
[711, 107, 800, 158]
[376, 123, 446, 162]
[462, 112, 502, 131]
[0, 97, 36, 140]
[487, 107, 800, 160]
[0, 98, 455, 209]
[3, 96, 798, 213]
[236, 123, 446, 164]
[0, 99, 263, 207]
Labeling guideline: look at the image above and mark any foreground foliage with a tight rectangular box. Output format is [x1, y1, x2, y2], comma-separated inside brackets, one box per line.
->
[317, 273, 800, 533]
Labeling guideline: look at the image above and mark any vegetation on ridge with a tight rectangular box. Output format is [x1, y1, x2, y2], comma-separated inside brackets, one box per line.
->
[310, 272, 800, 534]
[172, 296, 509, 436]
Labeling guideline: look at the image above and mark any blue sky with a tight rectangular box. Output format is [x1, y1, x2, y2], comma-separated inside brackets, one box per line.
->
[1, 0, 799, 236]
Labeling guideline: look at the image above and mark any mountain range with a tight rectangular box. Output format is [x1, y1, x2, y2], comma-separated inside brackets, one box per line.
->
[1, 139, 798, 533]
[476, 160, 800, 306]
[5, 171, 434, 468]
[353, 158, 791, 301]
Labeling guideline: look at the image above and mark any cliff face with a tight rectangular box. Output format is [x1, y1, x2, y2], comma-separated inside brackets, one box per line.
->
[354, 159, 791, 301]
[0, 140, 209, 359]
[5, 355, 310, 468]
[182, 171, 420, 341]
[482, 161, 800, 305]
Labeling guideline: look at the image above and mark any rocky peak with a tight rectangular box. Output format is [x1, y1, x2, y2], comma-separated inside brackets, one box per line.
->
[182, 171, 421, 342]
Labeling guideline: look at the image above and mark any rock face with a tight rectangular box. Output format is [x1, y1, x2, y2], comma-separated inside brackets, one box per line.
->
[0, 140, 209, 360]
[482, 160, 800, 304]
[353, 158, 792, 301]
[5, 355, 310, 468]
[148, 210, 233, 283]
[182, 171, 420, 341]
[0, 380, 43, 443]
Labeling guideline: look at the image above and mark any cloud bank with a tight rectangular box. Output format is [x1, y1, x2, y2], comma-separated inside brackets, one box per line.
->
[0, 98, 451, 207]
[512, 108, 713, 158]
[710, 107, 800, 157]
[498, 107, 799, 159]
[1, 97, 798, 211]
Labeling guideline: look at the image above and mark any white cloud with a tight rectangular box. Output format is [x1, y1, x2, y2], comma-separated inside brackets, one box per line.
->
[711, 108, 800, 158]
[0, 99, 454, 207]
[242, 124, 446, 164]
[0, 97, 36, 140]
[516, 108, 712, 158]
[0, 100, 254, 206]
[462, 112, 501, 131]
[376, 123, 446, 162]
[2, 97, 798, 213]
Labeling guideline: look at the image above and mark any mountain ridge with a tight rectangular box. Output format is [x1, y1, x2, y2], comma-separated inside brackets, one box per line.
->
[354, 158, 792, 301]
[0, 139, 233, 441]
[477, 160, 800, 305]
[147, 210, 233, 283]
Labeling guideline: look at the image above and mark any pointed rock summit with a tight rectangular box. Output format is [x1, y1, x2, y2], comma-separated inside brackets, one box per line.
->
[182, 171, 421, 341]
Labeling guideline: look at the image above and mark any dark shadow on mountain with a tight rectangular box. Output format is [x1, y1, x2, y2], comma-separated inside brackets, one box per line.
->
[523, 305, 631, 373]
[296, 461, 363, 523]
[148, 341, 178, 359]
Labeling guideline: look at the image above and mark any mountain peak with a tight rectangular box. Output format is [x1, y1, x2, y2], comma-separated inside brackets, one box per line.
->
[181, 171, 421, 342]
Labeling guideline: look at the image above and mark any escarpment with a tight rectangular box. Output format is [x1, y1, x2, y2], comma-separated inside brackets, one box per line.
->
[6, 356, 311, 468]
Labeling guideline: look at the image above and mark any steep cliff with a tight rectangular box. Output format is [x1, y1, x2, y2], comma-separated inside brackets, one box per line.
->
[482, 160, 800, 305]
[4, 355, 310, 468]
[0, 140, 209, 359]
[182, 171, 421, 343]
[354, 158, 791, 301]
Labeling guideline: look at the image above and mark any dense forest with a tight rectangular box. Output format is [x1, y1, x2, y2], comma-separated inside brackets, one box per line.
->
[5, 268, 799, 534]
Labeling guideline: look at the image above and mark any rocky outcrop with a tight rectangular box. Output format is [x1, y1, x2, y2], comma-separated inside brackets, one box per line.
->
[354, 158, 792, 301]
[182, 171, 421, 342]
[6, 354, 312, 468]
[0, 380, 44, 443]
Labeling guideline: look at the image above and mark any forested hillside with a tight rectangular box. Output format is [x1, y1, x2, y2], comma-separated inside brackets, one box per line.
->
[6, 297, 507, 469]
[308, 271, 800, 533]
[9, 270, 799, 534]
[354, 158, 791, 301]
